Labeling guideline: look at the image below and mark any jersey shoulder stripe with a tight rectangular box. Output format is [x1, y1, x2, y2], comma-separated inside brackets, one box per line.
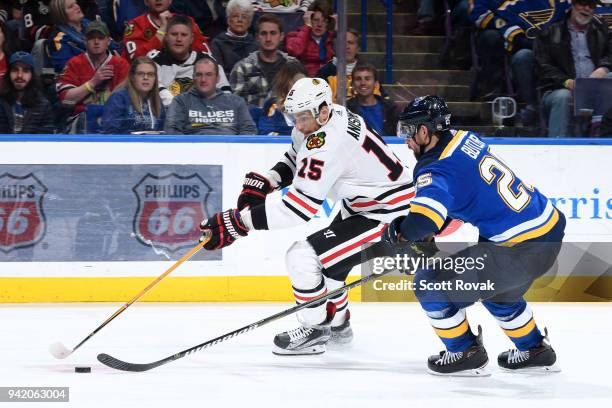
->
[439, 129, 469, 160]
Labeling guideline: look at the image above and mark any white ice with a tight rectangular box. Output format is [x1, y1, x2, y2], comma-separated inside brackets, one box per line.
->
[1, 303, 611, 408]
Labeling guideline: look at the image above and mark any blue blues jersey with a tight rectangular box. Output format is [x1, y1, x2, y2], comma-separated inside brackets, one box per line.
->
[407, 130, 560, 245]
[469, 0, 570, 51]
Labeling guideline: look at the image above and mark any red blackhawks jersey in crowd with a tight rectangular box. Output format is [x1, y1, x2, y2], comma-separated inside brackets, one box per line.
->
[248, 104, 415, 230]
[57, 52, 130, 116]
[122, 13, 210, 60]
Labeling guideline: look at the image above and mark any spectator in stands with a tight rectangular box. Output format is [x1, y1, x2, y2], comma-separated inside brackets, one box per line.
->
[534, 0, 612, 137]
[230, 13, 297, 107]
[48, 0, 120, 72]
[171, 0, 226, 38]
[211, 0, 257, 77]
[409, 0, 444, 36]
[0, 20, 16, 79]
[56, 20, 129, 132]
[252, 0, 312, 13]
[252, 0, 314, 33]
[256, 61, 307, 135]
[346, 62, 399, 136]
[122, 0, 210, 60]
[316, 28, 384, 102]
[149, 15, 230, 108]
[469, 0, 569, 125]
[102, 56, 165, 133]
[112, 0, 146, 36]
[285, 0, 334, 76]
[22, 0, 101, 43]
[165, 54, 257, 135]
[0, 51, 55, 133]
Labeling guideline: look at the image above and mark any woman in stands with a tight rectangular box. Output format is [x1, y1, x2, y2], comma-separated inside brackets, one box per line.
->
[256, 61, 307, 135]
[47, 0, 119, 72]
[210, 0, 257, 77]
[102, 56, 165, 134]
[285, 0, 334, 76]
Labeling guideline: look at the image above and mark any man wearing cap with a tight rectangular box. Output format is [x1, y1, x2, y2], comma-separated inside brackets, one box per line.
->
[534, 0, 612, 137]
[0, 52, 55, 134]
[57, 21, 130, 133]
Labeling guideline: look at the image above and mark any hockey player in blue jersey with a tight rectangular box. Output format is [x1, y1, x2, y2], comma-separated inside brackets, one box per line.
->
[384, 95, 566, 376]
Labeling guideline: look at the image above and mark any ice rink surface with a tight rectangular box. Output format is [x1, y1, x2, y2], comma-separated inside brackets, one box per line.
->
[1, 302, 611, 408]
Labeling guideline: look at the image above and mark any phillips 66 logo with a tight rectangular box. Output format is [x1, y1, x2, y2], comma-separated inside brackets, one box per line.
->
[133, 173, 212, 252]
[0, 173, 48, 253]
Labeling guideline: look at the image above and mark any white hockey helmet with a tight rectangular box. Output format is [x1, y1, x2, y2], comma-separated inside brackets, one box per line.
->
[283, 77, 333, 125]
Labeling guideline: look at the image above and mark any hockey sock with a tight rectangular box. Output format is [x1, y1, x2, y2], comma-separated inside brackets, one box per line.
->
[325, 277, 348, 326]
[483, 300, 543, 350]
[293, 278, 329, 326]
[425, 306, 476, 352]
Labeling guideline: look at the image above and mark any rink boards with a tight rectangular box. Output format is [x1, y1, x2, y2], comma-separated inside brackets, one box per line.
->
[0, 136, 611, 302]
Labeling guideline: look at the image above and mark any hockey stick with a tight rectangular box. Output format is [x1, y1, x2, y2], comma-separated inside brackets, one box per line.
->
[97, 266, 395, 372]
[49, 238, 209, 359]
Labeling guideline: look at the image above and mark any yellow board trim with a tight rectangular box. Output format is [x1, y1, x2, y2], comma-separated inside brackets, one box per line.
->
[439, 130, 464, 160]
[503, 318, 536, 338]
[410, 204, 445, 229]
[0, 275, 610, 303]
[434, 320, 469, 339]
[500, 208, 559, 247]
[0, 276, 363, 303]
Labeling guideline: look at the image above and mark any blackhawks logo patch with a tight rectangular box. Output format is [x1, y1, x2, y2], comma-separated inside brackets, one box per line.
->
[306, 132, 326, 150]
[124, 23, 134, 37]
[169, 77, 194, 96]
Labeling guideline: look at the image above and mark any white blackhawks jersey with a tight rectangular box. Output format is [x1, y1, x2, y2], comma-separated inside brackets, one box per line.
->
[262, 104, 415, 229]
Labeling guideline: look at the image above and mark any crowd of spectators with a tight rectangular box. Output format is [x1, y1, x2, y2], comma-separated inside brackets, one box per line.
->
[0, 0, 609, 137]
[467, 0, 611, 136]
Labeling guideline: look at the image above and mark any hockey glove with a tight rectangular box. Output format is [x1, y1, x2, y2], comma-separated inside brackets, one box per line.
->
[381, 216, 406, 244]
[200, 209, 249, 250]
[237, 172, 274, 210]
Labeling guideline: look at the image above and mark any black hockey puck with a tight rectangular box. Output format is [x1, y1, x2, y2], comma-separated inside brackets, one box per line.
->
[75, 366, 91, 373]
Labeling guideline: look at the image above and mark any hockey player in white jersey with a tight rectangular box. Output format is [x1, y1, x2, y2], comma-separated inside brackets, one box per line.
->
[200, 78, 414, 355]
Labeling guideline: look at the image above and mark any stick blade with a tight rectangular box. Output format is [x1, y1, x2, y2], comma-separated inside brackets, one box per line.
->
[49, 342, 72, 359]
[97, 353, 160, 372]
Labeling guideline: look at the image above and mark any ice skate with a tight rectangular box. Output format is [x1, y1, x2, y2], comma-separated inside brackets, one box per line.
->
[498, 327, 560, 373]
[272, 324, 331, 355]
[427, 326, 490, 377]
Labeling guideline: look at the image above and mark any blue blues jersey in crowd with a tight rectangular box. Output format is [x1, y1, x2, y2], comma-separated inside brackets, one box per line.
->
[405, 130, 560, 246]
[469, 0, 570, 51]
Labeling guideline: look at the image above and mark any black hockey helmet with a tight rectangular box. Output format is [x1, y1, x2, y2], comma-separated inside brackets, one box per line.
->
[397, 95, 451, 140]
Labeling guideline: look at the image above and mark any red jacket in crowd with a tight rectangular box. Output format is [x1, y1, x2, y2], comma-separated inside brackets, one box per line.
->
[122, 13, 210, 60]
[285, 25, 334, 77]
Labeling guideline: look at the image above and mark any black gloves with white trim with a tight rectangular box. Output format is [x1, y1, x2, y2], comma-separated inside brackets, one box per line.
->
[237, 172, 274, 210]
[200, 209, 249, 250]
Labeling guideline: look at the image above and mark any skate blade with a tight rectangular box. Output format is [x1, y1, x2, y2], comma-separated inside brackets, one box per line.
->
[272, 344, 326, 356]
[428, 363, 491, 377]
[499, 363, 561, 374]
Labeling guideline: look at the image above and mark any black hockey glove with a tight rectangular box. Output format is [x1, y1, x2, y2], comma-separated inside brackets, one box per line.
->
[200, 209, 249, 250]
[237, 172, 274, 210]
[382, 217, 439, 266]
[381, 216, 405, 244]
